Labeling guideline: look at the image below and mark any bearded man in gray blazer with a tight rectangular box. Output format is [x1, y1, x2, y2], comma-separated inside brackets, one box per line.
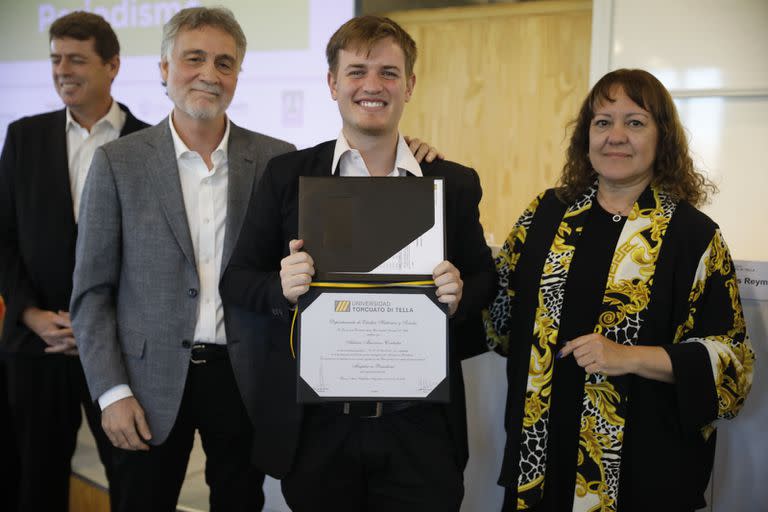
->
[70, 7, 294, 511]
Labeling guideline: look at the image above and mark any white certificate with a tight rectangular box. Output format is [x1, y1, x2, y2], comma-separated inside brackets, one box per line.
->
[298, 291, 448, 401]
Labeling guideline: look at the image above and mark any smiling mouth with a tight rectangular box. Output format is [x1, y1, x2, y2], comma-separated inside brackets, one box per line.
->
[356, 99, 386, 108]
[192, 88, 220, 97]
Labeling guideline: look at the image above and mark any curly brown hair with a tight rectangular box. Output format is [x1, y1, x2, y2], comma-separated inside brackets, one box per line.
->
[557, 68, 716, 206]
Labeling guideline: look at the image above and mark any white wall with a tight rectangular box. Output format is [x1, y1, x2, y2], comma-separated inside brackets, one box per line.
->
[591, 0, 768, 262]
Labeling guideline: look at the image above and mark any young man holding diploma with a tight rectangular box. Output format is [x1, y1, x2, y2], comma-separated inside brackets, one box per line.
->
[220, 15, 495, 511]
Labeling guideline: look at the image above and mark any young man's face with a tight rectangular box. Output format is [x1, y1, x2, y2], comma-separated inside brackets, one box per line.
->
[50, 36, 118, 114]
[160, 25, 239, 123]
[328, 36, 415, 140]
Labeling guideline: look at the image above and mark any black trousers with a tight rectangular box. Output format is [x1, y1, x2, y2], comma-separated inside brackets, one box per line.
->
[0, 358, 19, 512]
[5, 353, 114, 512]
[281, 403, 464, 512]
[109, 348, 264, 512]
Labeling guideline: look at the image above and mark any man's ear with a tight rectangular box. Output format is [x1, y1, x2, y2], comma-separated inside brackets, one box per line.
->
[405, 73, 416, 102]
[159, 59, 169, 87]
[106, 55, 120, 82]
[327, 70, 338, 101]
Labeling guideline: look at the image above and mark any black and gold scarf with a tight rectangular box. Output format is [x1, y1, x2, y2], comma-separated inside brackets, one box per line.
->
[488, 183, 677, 511]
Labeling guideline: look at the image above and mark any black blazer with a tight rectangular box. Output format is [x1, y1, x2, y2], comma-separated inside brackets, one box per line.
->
[0, 104, 148, 354]
[221, 139, 496, 478]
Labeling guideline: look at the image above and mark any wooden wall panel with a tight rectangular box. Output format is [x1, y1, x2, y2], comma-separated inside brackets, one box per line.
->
[69, 474, 110, 512]
[388, 1, 591, 244]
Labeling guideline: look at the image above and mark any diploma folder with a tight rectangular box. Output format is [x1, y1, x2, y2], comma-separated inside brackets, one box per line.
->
[298, 177, 445, 282]
[296, 177, 449, 403]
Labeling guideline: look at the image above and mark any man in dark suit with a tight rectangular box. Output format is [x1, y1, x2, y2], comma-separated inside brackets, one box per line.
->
[221, 15, 496, 511]
[0, 11, 148, 512]
[70, 7, 296, 512]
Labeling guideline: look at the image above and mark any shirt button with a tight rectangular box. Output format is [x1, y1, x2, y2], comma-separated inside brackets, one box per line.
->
[181, 340, 192, 349]
[203, 218, 210, 224]
[188, 288, 198, 298]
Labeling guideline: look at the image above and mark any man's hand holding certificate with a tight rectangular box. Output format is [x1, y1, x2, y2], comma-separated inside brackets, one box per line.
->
[281, 240, 463, 315]
[432, 260, 463, 317]
[281, 239, 315, 305]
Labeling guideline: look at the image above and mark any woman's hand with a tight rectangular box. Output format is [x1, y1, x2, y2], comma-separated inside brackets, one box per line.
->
[558, 333, 628, 376]
[558, 333, 674, 383]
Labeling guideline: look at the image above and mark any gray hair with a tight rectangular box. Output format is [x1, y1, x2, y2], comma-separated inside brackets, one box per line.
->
[161, 7, 247, 68]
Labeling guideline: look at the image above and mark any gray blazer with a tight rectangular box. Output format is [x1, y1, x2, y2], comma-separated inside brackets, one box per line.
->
[70, 119, 295, 444]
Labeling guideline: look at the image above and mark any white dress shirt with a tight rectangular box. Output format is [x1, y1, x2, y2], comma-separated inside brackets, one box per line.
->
[98, 114, 231, 411]
[66, 100, 126, 222]
[170, 114, 230, 345]
[331, 131, 422, 178]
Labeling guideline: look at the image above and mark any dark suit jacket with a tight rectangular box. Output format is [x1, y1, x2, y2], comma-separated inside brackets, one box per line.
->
[0, 104, 148, 355]
[221, 139, 496, 478]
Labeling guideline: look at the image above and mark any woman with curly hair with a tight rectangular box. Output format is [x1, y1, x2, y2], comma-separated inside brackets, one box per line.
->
[485, 68, 754, 512]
